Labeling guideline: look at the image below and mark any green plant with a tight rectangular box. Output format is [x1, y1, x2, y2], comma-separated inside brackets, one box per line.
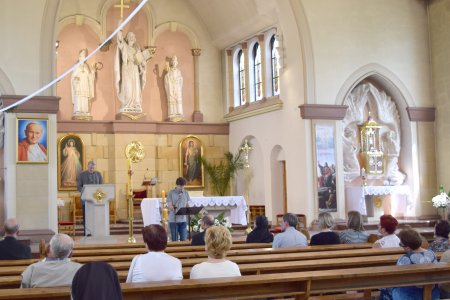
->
[200, 147, 245, 196]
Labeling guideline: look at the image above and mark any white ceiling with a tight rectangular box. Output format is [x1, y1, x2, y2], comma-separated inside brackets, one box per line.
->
[186, 0, 279, 48]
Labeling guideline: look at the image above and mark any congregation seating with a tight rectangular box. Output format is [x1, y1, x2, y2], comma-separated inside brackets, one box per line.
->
[0, 264, 449, 299]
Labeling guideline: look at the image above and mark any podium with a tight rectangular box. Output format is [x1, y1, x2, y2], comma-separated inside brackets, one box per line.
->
[176, 206, 203, 240]
[81, 184, 115, 237]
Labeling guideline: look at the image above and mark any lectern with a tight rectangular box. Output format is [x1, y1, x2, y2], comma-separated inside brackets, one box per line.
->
[81, 184, 115, 237]
[176, 206, 203, 240]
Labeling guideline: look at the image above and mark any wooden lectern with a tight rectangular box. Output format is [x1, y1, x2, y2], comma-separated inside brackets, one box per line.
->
[81, 184, 115, 237]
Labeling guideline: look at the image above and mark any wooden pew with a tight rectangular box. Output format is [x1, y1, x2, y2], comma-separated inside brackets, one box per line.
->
[0, 264, 449, 299]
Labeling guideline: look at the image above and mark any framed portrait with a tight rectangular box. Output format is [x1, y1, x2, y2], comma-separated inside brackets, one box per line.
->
[58, 134, 85, 191]
[179, 135, 204, 188]
[314, 123, 337, 212]
[17, 118, 48, 164]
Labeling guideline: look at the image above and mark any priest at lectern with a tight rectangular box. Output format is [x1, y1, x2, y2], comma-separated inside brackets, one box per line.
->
[77, 160, 103, 235]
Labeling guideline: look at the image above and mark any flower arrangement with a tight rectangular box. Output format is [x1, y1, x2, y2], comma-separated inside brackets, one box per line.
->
[432, 193, 450, 208]
[189, 211, 233, 233]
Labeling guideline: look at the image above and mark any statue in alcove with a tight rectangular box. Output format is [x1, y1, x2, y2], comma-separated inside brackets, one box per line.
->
[115, 30, 153, 114]
[381, 130, 406, 185]
[71, 49, 100, 120]
[343, 127, 360, 182]
[164, 56, 184, 122]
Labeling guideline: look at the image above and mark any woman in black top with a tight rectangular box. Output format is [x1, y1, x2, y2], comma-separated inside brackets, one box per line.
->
[246, 215, 274, 243]
[310, 212, 340, 245]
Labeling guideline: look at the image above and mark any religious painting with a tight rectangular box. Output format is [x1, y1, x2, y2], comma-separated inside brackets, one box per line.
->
[58, 134, 85, 191]
[314, 124, 337, 212]
[16, 118, 48, 164]
[179, 135, 204, 188]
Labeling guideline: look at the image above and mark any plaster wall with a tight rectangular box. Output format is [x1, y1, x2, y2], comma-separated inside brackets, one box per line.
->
[0, 0, 47, 94]
[429, 0, 450, 194]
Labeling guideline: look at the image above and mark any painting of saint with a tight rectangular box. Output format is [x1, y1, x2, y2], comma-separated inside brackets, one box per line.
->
[58, 135, 85, 190]
[179, 136, 204, 188]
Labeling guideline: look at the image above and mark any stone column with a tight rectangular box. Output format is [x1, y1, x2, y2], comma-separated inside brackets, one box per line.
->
[191, 48, 203, 122]
[226, 49, 234, 112]
[258, 34, 266, 99]
[242, 42, 250, 104]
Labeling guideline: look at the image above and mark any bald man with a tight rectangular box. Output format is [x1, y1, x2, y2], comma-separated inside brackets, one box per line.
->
[0, 219, 31, 260]
[17, 122, 47, 162]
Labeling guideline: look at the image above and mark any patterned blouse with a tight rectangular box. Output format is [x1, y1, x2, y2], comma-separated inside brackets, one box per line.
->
[429, 237, 449, 253]
[339, 229, 369, 244]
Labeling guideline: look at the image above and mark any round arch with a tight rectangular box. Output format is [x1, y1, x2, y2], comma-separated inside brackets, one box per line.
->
[152, 21, 200, 49]
[57, 15, 102, 42]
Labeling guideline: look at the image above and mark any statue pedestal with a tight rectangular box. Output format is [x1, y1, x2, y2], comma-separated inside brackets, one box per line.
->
[115, 112, 146, 120]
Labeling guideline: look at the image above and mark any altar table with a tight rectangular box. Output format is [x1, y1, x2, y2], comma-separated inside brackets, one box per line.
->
[141, 196, 248, 226]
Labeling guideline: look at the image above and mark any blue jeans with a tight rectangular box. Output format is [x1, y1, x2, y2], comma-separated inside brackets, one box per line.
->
[169, 222, 187, 241]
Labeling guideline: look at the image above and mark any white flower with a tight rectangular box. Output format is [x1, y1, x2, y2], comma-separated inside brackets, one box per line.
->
[432, 193, 450, 208]
[193, 225, 199, 232]
[214, 219, 220, 226]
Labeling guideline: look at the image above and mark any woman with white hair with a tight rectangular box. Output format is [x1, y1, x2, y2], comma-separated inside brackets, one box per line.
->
[310, 212, 340, 245]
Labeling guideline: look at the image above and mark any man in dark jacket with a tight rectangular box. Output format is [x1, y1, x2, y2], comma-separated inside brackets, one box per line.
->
[191, 214, 214, 246]
[0, 218, 31, 260]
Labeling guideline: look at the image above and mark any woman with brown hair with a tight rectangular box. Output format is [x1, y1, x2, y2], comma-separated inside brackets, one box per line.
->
[339, 211, 369, 244]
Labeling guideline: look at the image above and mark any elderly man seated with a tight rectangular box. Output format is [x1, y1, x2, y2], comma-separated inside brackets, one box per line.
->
[21, 233, 82, 288]
[0, 218, 31, 260]
[272, 213, 308, 248]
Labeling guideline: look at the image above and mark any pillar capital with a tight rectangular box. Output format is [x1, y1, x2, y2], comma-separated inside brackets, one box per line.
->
[191, 48, 202, 56]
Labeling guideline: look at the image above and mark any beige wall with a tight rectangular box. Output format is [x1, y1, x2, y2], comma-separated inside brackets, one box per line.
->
[429, 0, 450, 194]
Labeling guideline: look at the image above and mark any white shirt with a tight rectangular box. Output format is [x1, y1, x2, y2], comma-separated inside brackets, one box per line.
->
[190, 260, 241, 279]
[28, 144, 47, 161]
[126, 252, 183, 283]
[374, 234, 400, 248]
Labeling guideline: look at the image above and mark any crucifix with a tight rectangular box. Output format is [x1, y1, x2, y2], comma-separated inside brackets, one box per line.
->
[114, 0, 130, 19]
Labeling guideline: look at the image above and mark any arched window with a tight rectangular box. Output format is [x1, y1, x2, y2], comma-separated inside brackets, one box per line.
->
[253, 43, 263, 101]
[270, 35, 280, 96]
[238, 50, 246, 105]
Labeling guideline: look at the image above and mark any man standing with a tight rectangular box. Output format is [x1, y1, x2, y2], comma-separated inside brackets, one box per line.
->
[77, 160, 103, 236]
[167, 177, 190, 241]
[17, 122, 47, 162]
[191, 214, 214, 246]
[272, 213, 308, 248]
[21, 233, 81, 288]
[0, 219, 31, 260]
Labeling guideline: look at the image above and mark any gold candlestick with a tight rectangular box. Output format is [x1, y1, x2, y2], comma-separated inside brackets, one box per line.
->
[240, 140, 253, 234]
[125, 141, 145, 244]
[161, 190, 169, 240]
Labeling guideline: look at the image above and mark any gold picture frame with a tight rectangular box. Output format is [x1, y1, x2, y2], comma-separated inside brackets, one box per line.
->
[17, 118, 49, 164]
[58, 134, 85, 191]
[179, 135, 204, 189]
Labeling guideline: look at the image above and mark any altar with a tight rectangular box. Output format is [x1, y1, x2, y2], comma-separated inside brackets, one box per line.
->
[140, 196, 248, 226]
[345, 185, 413, 219]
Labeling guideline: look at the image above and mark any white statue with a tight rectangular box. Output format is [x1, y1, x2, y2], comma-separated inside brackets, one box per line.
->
[164, 56, 184, 122]
[71, 49, 97, 119]
[115, 31, 150, 113]
[343, 127, 360, 182]
[381, 130, 406, 185]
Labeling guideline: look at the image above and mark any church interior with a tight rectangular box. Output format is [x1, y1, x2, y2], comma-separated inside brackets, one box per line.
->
[1, 0, 450, 297]
[1, 0, 449, 234]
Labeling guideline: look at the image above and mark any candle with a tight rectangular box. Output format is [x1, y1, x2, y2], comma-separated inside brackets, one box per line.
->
[361, 168, 366, 177]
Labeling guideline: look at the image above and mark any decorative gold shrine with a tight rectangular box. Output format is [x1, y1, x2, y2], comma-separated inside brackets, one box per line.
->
[358, 115, 384, 175]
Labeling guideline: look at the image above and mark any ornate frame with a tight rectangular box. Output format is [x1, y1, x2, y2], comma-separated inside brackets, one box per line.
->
[179, 135, 204, 189]
[58, 134, 85, 191]
[16, 118, 49, 164]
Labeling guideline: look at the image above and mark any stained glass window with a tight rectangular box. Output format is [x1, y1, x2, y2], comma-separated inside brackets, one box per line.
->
[253, 43, 263, 101]
[271, 35, 280, 96]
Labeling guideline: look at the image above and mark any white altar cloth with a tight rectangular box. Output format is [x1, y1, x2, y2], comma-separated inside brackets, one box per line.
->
[189, 196, 248, 226]
[141, 196, 248, 226]
[345, 185, 412, 217]
[141, 198, 161, 226]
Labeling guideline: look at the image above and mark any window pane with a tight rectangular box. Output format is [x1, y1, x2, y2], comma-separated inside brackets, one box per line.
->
[254, 43, 262, 101]
[271, 36, 280, 96]
[238, 50, 246, 105]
